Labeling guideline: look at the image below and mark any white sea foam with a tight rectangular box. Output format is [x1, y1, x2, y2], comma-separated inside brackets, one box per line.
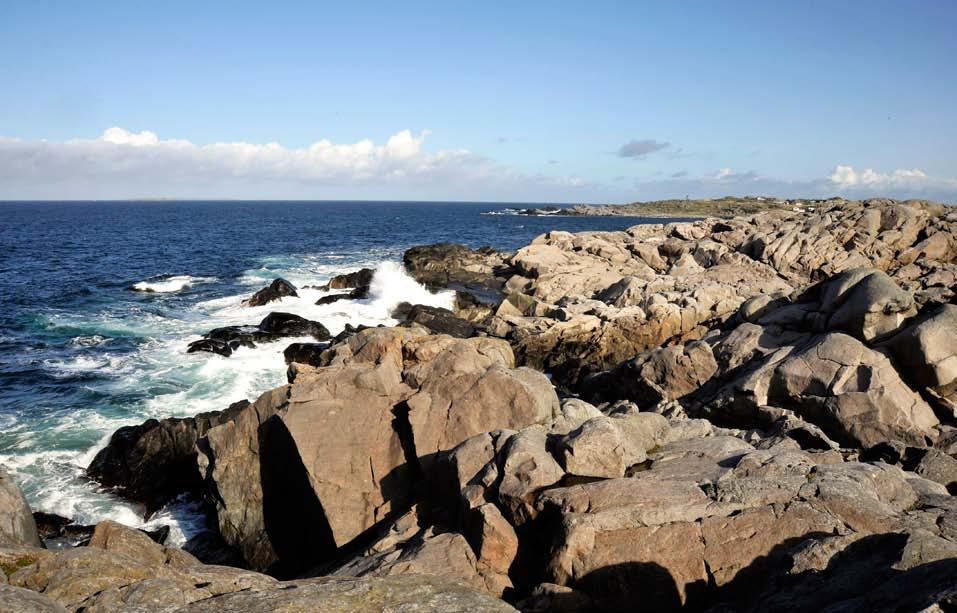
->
[133, 275, 217, 293]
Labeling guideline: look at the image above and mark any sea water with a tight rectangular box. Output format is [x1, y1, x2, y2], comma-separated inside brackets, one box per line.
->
[0, 200, 667, 544]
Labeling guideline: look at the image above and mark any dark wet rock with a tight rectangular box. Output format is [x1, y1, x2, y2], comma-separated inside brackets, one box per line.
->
[86, 400, 249, 512]
[183, 530, 248, 568]
[319, 268, 374, 291]
[245, 278, 298, 307]
[32, 513, 72, 543]
[315, 285, 369, 306]
[282, 342, 328, 367]
[257, 312, 331, 340]
[0, 469, 42, 549]
[403, 243, 507, 289]
[186, 338, 237, 357]
[188, 313, 331, 356]
[403, 305, 477, 338]
[31, 513, 95, 551]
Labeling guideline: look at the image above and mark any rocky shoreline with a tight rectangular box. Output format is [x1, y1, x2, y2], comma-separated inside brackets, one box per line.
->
[2, 197, 957, 611]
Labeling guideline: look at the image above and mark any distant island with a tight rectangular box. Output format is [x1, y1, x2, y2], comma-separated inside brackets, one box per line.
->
[506, 195, 949, 218]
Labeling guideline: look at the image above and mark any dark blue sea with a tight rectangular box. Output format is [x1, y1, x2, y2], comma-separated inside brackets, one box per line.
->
[0, 200, 666, 540]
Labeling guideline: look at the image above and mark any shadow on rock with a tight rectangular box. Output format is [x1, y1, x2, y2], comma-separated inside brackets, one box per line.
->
[259, 414, 337, 578]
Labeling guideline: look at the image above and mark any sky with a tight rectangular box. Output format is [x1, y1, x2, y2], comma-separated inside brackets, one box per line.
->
[1, 1, 955, 202]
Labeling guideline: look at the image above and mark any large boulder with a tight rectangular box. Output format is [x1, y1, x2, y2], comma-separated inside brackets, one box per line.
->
[197, 328, 558, 575]
[706, 332, 939, 448]
[245, 278, 298, 307]
[0, 470, 42, 549]
[403, 244, 506, 289]
[402, 304, 476, 338]
[583, 341, 718, 407]
[759, 268, 917, 342]
[257, 312, 331, 339]
[884, 303, 957, 417]
[533, 445, 942, 611]
[196, 387, 292, 573]
[318, 268, 374, 291]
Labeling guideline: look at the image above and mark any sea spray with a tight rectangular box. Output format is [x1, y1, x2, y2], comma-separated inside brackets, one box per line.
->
[365, 261, 456, 319]
[132, 275, 218, 293]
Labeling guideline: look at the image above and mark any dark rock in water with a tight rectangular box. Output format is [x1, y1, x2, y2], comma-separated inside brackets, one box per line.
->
[204, 325, 268, 344]
[32, 512, 95, 550]
[391, 301, 414, 320]
[403, 243, 507, 289]
[187, 338, 236, 356]
[87, 400, 250, 512]
[315, 292, 354, 306]
[184, 530, 249, 567]
[403, 304, 476, 338]
[189, 314, 331, 357]
[315, 286, 370, 306]
[319, 268, 374, 291]
[143, 524, 170, 546]
[33, 511, 73, 541]
[245, 278, 298, 307]
[283, 342, 328, 367]
[258, 312, 331, 340]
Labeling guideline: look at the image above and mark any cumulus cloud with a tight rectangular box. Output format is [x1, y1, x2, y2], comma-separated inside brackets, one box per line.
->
[625, 165, 957, 203]
[830, 165, 930, 188]
[0, 127, 595, 200]
[617, 139, 670, 159]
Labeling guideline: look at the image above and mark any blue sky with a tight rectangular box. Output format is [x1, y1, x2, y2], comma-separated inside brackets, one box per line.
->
[1, 1, 955, 201]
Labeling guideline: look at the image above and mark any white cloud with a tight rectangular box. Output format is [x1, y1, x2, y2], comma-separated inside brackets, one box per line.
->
[101, 127, 161, 146]
[829, 164, 934, 188]
[0, 127, 595, 200]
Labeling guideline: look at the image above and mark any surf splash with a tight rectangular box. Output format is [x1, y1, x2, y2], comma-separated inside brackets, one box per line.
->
[132, 275, 217, 293]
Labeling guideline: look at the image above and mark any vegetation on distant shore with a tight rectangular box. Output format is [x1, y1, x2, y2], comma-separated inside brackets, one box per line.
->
[522, 195, 948, 218]
[565, 196, 825, 217]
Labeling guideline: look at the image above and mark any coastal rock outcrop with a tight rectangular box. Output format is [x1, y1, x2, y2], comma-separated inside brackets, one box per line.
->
[244, 278, 298, 307]
[1, 517, 512, 612]
[86, 400, 250, 512]
[398, 199, 957, 390]
[196, 327, 558, 575]
[403, 243, 509, 296]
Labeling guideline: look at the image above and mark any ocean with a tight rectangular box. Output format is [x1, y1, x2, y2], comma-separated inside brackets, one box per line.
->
[0, 200, 666, 543]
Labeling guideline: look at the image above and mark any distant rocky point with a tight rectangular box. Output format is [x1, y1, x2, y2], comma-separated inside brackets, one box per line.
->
[511, 195, 950, 218]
